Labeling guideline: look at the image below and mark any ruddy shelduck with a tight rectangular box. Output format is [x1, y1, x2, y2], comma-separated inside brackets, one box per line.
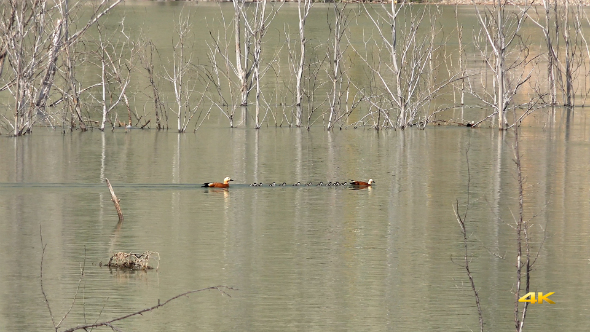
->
[350, 179, 374, 187]
[202, 177, 234, 188]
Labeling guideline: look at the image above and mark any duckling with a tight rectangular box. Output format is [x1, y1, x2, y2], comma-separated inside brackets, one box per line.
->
[293, 181, 301, 186]
[281, 182, 287, 186]
[306, 181, 313, 186]
[317, 182, 324, 186]
[269, 182, 276, 187]
[327, 182, 332, 186]
[334, 182, 340, 186]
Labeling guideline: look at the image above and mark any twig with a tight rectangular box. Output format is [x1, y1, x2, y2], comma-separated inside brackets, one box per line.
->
[453, 141, 484, 332]
[62, 286, 236, 332]
[55, 248, 86, 330]
[40, 226, 57, 330]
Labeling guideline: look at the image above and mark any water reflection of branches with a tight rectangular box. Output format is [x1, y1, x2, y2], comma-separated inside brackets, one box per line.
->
[39, 227, 234, 332]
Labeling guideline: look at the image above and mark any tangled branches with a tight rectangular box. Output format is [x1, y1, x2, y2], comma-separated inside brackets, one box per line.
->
[105, 251, 160, 270]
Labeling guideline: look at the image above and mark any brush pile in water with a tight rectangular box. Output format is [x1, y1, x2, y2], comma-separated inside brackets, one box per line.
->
[106, 251, 160, 270]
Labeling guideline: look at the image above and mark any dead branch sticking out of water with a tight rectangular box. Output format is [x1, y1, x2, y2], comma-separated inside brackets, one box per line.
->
[452, 144, 484, 332]
[105, 178, 123, 222]
[40, 230, 235, 332]
[61, 285, 235, 332]
[105, 251, 160, 271]
[41, 226, 88, 332]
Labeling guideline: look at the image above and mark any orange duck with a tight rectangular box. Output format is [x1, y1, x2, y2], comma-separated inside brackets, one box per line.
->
[350, 179, 374, 187]
[202, 177, 234, 188]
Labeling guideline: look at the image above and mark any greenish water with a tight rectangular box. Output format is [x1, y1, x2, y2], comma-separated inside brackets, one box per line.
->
[1, 3, 590, 332]
[1, 116, 590, 330]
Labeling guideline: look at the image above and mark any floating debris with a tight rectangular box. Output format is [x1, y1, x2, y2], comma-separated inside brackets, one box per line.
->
[105, 251, 160, 270]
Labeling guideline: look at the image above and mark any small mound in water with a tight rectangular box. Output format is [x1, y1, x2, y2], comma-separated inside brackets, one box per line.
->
[105, 251, 160, 270]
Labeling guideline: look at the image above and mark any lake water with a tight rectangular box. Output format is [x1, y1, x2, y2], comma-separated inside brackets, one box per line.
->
[2, 114, 590, 331]
[1, 2, 590, 332]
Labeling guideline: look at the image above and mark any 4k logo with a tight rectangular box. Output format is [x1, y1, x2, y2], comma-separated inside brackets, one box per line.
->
[518, 292, 555, 304]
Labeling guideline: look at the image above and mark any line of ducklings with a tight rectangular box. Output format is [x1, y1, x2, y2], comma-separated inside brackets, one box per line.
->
[249, 179, 374, 187]
[203, 177, 374, 188]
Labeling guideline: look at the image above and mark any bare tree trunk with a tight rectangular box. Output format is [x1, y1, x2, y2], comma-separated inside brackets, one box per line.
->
[295, 0, 312, 127]
[100, 45, 108, 131]
[35, 18, 63, 119]
[496, 0, 507, 129]
[453, 145, 484, 332]
[62, 37, 87, 131]
[234, 0, 249, 107]
[564, 0, 573, 107]
[165, 12, 207, 133]
[390, 2, 406, 128]
[141, 41, 165, 130]
[544, 0, 557, 105]
[455, 5, 466, 107]
[471, 0, 530, 129]
[97, 25, 130, 132]
[252, 0, 267, 128]
[327, 3, 348, 131]
[512, 122, 533, 332]
[171, 15, 187, 132]
[175, 33, 184, 133]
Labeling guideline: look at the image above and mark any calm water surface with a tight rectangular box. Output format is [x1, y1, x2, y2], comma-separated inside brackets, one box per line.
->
[1, 3, 590, 332]
[1, 108, 590, 331]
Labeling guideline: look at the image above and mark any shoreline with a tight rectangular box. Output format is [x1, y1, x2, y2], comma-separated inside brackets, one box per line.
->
[127, 0, 590, 5]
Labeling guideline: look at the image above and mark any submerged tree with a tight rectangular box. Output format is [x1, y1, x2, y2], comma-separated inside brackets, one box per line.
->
[243, 0, 282, 128]
[93, 20, 143, 131]
[326, 2, 351, 131]
[454, 117, 545, 332]
[138, 38, 167, 130]
[357, 3, 456, 130]
[164, 12, 209, 133]
[206, 0, 281, 128]
[286, 0, 313, 127]
[470, 0, 537, 129]
[0, 0, 123, 136]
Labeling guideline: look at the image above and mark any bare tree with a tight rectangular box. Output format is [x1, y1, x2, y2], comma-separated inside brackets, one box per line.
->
[294, 0, 312, 127]
[528, 0, 559, 106]
[205, 6, 246, 128]
[559, 0, 587, 107]
[59, 0, 87, 132]
[512, 118, 534, 332]
[139, 39, 168, 130]
[242, 0, 282, 129]
[303, 44, 329, 129]
[326, 3, 350, 131]
[233, 0, 252, 107]
[528, 0, 589, 108]
[0, 0, 122, 136]
[453, 145, 484, 332]
[455, 5, 467, 108]
[470, 0, 536, 129]
[164, 11, 209, 133]
[206, 1, 281, 129]
[93, 24, 131, 131]
[356, 3, 456, 130]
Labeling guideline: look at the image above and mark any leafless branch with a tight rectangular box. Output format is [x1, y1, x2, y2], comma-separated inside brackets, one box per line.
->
[452, 143, 484, 332]
[62, 286, 236, 332]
